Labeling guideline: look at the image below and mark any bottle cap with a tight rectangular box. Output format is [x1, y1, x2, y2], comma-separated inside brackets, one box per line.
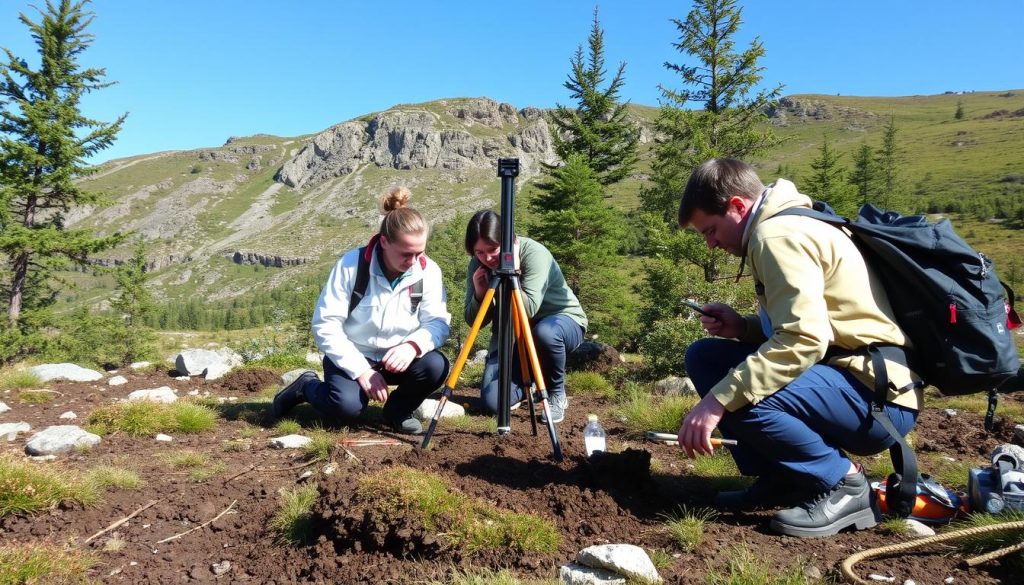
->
[586, 413, 598, 422]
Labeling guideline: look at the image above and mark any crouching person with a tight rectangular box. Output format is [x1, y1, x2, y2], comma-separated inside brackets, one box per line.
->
[675, 159, 922, 537]
[273, 187, 451, 435]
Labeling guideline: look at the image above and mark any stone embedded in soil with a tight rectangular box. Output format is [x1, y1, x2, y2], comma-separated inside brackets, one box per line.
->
[0, 401, 10, 413]
[576, 544, 662, 584]
[155, 434, 173, 442]
[559, 562, 626, 585]
[269, 434, 312, 449]
[127, 387, 177, 403]
[0, 421, 31, 441]
[24, 425, 101, 455]
[413, 398, 465, 420]
[108, 375, 128, 385]
[59, 411, 77, 419]
[29, 363, 103, 382]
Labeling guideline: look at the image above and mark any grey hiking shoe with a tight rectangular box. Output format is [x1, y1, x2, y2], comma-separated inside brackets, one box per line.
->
[770, 467, 878, 538]
[385, 414, 423, 435]
[540, 393, 568, 424]
[272, 370, 317, 418]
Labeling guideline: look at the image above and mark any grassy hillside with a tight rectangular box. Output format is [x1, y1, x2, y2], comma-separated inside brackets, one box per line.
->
[56, 91, 1024, 335]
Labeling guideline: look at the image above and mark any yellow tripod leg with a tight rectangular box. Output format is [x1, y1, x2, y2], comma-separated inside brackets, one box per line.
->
[511, 287, 563, 460]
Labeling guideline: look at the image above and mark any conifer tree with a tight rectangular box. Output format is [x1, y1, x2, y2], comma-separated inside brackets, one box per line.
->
[954, 100, 965, 120]
[641, 0, 782, 283]
[875, 115, 904, 209]
[548, 7, 639, 186]
[805, 135, 855, 216]
[109, 242, 156, 364]
[849, 142, 877, 207]
[0, 0, 127, 325]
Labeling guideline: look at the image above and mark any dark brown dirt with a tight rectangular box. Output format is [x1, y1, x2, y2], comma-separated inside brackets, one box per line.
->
[1, 368, 1022, 584]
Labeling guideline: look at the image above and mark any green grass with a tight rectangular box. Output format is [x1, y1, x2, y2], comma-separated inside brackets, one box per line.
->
[439, 415, 499, 434]
[303, 428, 338, 461]
[661, 506, 717, 552]
[565, 371, 615, 399]
[270, 483, 319, 546]
[83, 465, 143, 491]
[245, 352, 311, 370]
[273, 419, 303, 435]
[0, 370, 44, 391]
[428, 567, 560, 585]
[360, 466, 559, 554]
[17, 389, 58, 404]
[919, 454, 976, 491]
[0, 540, 97, 585]
[704, 544, 811, 585]
[611, 386, 699, 439]
[160, 450, 225, 482]
[0, 455, 100, 517]
[86, 400, 218, 436]
[689, 451, 748, 492]
[932, 393, 1024, 423]
[878, 517, 911, 536]
[950, 510, 1024, 570]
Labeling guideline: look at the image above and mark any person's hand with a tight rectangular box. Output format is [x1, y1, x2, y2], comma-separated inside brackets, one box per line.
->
[701, 303, 744, 338]
[381, 343, 417, 373]
[357, 367, 389, 402]
[472, 266, 490, 301]
[677, 393, 726, 458]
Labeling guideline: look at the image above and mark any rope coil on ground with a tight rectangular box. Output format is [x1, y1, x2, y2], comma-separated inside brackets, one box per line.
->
[841, 520, 1024, 584]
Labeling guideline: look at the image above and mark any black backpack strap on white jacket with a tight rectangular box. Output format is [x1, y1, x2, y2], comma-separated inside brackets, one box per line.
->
[349, 245, 424, 314]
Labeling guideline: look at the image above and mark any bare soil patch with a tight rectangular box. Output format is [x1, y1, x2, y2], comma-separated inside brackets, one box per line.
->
[1, 370, 1021, 583]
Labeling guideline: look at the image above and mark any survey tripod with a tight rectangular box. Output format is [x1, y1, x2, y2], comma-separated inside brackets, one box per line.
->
[420, 158, 564, 460]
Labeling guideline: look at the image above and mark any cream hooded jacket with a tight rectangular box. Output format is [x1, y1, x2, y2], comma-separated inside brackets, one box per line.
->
[709, 179, 924, 412]
[312, 243, 451, 380]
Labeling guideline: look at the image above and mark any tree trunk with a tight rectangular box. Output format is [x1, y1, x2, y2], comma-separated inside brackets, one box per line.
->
[8, 252, 28, 324]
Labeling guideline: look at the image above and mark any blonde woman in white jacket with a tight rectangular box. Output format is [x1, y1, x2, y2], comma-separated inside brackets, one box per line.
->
[273, 187, 451, 434]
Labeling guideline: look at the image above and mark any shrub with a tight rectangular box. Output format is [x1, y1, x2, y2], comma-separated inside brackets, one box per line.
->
[638, 316, 705, 378]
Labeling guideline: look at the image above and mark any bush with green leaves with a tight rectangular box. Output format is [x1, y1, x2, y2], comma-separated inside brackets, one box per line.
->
[638, 316, 705, 378]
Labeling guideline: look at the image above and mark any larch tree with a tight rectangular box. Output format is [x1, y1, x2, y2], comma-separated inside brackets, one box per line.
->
[0, 0, 126, 327]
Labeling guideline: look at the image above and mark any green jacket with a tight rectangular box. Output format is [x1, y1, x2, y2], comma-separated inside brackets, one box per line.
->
[464, 237, 587, 350]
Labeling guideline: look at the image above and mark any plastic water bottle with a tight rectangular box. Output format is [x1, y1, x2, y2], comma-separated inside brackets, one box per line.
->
[583, 414, 606, 456]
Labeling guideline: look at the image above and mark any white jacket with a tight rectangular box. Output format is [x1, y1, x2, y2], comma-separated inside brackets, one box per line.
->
[312, 244, 451, 379]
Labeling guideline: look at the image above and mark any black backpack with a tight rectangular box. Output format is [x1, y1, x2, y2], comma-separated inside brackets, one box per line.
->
[775, 203, 1021, 517]
[348, 245, 423, 313]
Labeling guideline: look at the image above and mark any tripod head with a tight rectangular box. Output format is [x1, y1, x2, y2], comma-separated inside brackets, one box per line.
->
[497, 158, 519, 276]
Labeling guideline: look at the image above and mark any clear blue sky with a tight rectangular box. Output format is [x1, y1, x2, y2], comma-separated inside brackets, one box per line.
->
[2, 0, 1022, 163]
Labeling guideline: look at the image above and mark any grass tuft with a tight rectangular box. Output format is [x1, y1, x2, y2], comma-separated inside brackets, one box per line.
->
[0, 370, 44, 391]
[360, 466, 559, 554]
[0, 540, 97, 585]
[611, 386, 698, 439]
[950, 510, 1024, 570]
[17, 389, 58, 404]
[566, 371, 615, 399]
[86, 400, 217, 436]
[270, 483, 319, 546]
[661, 506, 717, 552]
[878, 517, 911, 536]
[84, 465, 143, 491]
[704, 544, 809, 584]
[303, 428, 337, 461]
[160, 450, 225, 482]
[0, 455, 99, 517]
[428, 566, 557, 585]
[440, 415, 499, 434]
[273, 419, 303, 435]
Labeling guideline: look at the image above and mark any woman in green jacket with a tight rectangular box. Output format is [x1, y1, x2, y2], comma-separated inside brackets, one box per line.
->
[464, 210, 587, 424]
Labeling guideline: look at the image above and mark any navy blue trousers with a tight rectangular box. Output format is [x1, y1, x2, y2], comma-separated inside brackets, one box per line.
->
[685, 338, 918, 491]
[480, 313, 584, 414]
[300, 350, 449, 423]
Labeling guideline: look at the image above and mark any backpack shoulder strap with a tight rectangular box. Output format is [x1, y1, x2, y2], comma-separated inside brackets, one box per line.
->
[408, 253, 429, 313]
[349, 246, 371, 310]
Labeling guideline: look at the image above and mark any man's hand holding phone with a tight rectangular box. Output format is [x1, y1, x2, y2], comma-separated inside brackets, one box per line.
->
[683, 300, 745, 338]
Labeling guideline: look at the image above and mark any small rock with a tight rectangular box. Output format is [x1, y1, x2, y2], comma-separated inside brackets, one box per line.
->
[211, 560, 231, 576]
[0, 422, 31, 441]
[653, 376, 696, 397]
[904, 519, 935, 537]
[29, 363, 103, 382]
[944, 578, 955, 584]
[108, 375, 128, 386]
[0, 401, 10, 413]
[868, 575, 895, 583]
[188, 389, 200, 396]
[269, 434, 312, 449]
[305, 351, 322, 365]
[577, 544, 661, 584]
[559, 562, 626, 585]
[155, 434, 173, 442]
[24, 425, 101, 456]
[943, 408, 958, 417]
[129, 361, 151, 370]
[29, 454, 57, 462]
[323, 463, 338, 476]
[803, 565, 822, 581]
[413, 398, 465, 420]
[298, 470, 314, 481]
[59, 411, 77, 420]
[903, 580, 917, 585]
[174, 376, 189, 381]
[127, 387, 177, 403]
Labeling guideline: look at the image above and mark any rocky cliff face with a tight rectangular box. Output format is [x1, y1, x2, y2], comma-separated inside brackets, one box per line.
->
[276, 98, 556, 189]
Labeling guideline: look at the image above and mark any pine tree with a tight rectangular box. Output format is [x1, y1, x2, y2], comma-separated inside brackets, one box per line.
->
[0, 0, 127, 325]
[849, 142, 877, 207]
[109, 242, 156, 364]
[954, 100, 965, 120]
[548, 7, 640, 186]
[875, 115, 904, 209]
[528, 154, 634, 345]
[805, 135, 855, 216]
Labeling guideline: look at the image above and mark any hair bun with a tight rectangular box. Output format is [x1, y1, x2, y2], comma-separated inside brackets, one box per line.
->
[379, 186, 412, 214]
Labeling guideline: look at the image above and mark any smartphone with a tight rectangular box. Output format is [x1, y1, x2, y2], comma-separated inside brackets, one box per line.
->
[681, 299, 713, 318]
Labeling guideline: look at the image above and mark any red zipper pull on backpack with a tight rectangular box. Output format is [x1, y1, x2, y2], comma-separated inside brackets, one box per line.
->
[949, 303, 957, 324]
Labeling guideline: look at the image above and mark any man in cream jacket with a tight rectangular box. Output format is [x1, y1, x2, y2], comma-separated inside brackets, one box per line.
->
[676, 158, 922, 538]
